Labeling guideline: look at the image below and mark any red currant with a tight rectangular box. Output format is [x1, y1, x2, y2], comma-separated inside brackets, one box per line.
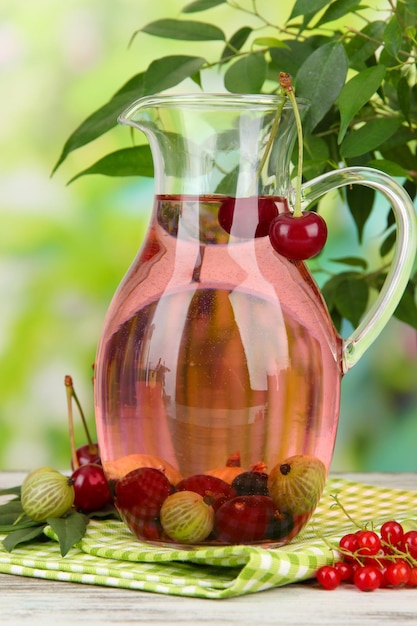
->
[316, 565, 341, 590]
[401, 530, 417, 559]
[269, 210, 327, 260]
[218, 196, 279, 238]
[72, 463, 112, 512]
[384, 560, 411, 587]
[339, 533, 360, 561]
[334, 560, 354, 582]
[408, 567, 417, 587]
[356, 530, 381, 557]
[380, 520, 404, 549]
[353, 565, 382, 592]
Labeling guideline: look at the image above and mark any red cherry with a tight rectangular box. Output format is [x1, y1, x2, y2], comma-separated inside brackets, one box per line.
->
[71, 443, 101, 469]
[115, 467, 174, 519]
[269, 210, 327, 260]
[72, 463, 112, 512]
[214, 495, 275, 543]
[218, 196, 279, 238]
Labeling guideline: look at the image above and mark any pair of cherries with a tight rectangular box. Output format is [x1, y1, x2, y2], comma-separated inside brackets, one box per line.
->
[217, 195, 327, 261]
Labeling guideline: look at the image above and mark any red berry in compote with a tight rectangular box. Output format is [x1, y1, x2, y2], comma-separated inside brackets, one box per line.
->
[214, 495, 276, 543]
[218, 195, 279, 238]
[176, 474, 236, 511]
[115, 467, 174, 519]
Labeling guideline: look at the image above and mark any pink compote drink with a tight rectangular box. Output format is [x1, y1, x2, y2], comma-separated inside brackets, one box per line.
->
[94, 194, 341, 546]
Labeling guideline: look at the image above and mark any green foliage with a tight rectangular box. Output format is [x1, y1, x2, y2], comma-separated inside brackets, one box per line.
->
[56, 0, 417, 332]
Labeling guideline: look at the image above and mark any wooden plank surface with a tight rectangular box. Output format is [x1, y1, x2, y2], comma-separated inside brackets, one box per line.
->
[1, 472, 416, 626]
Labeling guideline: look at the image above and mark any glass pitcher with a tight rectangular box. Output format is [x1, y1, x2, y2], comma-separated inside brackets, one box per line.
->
[94, 94, 417, 547]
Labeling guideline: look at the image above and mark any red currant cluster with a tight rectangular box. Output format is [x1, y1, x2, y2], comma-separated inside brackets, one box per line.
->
[316, 521, 417, 591]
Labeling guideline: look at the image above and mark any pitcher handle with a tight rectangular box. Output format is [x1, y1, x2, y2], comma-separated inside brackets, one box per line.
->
[301, 166, 417, 373]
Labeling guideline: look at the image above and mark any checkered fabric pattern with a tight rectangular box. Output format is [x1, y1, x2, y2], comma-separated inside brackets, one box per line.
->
[0, 478, 416, 598]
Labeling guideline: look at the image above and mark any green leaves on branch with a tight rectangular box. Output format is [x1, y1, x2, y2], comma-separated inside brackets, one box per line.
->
[54, 0, 417, 332]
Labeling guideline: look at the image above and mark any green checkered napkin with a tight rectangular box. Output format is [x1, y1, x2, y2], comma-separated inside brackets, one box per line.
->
[0, 478, 416, 598]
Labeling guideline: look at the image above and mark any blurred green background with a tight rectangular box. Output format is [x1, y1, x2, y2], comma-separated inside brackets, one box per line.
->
[1, 0, 416, 472]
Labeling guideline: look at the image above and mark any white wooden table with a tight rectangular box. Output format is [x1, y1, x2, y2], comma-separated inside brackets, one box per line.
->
[1, 472, 416, 626]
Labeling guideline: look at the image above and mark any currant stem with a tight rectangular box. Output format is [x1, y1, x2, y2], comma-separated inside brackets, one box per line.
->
[279, 72, 303, 218]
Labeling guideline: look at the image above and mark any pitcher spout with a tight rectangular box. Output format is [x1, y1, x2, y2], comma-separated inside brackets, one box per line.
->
[117, 93, 308, 198]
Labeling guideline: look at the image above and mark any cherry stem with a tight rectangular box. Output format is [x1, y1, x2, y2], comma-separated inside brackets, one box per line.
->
[65, 374, 95, 450]
[255, 96, 286, 185]
[279, 72, 304, 218]
[65, 375, 80, 471]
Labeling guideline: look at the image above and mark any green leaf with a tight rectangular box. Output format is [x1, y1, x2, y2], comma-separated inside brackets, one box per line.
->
[221, 27, 252, 61]
[344, 21, 386, 71]
[252, 37, 288, 49]
[397, 76, 411, 125]
[380, 229, 396, 257]
[394, 281, 417, 330]
[68, 146, 154, 183]
[295, 42, 348, 132]
[337, 65, 386, 143]
[140, 19, 225, 41]
[269, 39, 315, 78]
[182, 0, 226, 11]
[333, 276, 369, 327]
[317, 0, 363, 27]
[340, 117, 403, 158]
[383, 15, 403, 58]
[47, 512, 88, 557]
[143, 55, 206, 94]
[224, 53, 267, 93]
[346, 184, 375, 243]
[366, 158, 411, 179]
[0, 485, 21, 497]
[289, 0, 330, 20]
[52, 89, 143, 174]
[2, 524, 46, 552]
[330, 256, 368, 270]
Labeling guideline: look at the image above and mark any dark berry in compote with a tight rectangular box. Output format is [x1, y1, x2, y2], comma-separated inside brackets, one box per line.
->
[115, 467, 174, 519]
[218, 196, 279, 238]
[265, 509, 294, 541]
[214, 495, 276, 543]
[231, 469, 269, 496]
[176, 474, 236, 511]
